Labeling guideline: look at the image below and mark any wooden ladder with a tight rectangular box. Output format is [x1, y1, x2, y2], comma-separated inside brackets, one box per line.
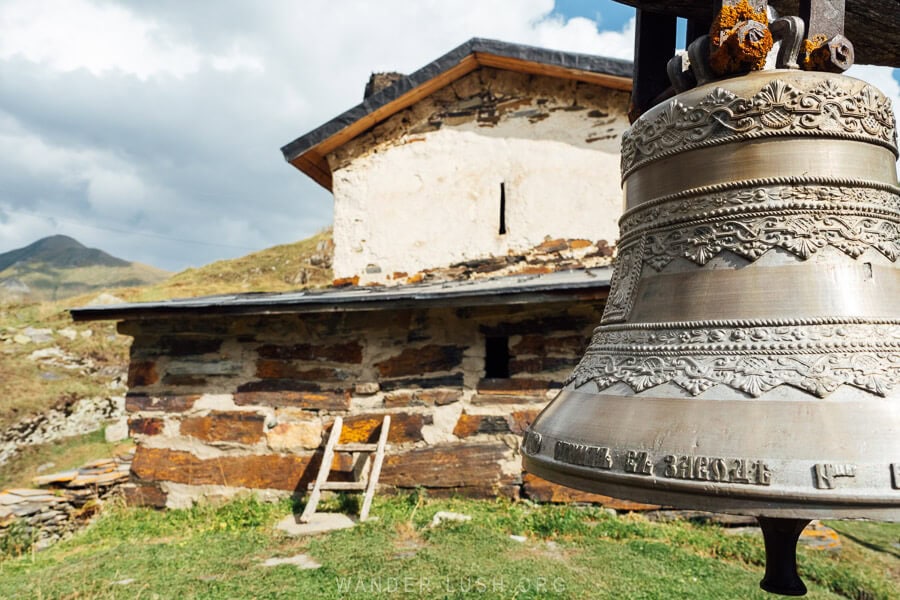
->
[299, 415, 390, 523]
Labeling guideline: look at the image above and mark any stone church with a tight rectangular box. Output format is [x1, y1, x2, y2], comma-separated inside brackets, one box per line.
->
[73, 38, 650, 509]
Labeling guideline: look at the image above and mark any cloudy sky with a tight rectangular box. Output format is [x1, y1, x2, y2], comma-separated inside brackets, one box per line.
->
[1, 1, 898, 272]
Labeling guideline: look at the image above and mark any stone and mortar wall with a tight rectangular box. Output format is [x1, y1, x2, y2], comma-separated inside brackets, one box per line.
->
[119, 299, 655, 509]
[328, 67, 630, 283]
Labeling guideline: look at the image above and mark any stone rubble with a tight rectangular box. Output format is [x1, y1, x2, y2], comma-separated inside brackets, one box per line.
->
[22, 327, 53, 344]
[1, 325, 127, 452]
[0, 395, 125, 466]
[28, 346, 94, 371]
[57, 328, 78, 341]
[429, 511, 472, 528]
[104, 417, 129, 442]
[0, 449, 133, 551]
[1, 324, 128, 457]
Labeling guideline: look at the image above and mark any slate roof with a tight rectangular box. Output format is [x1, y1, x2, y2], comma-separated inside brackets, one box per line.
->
[280, 38, 633, 190]
[70, 267, 612, 321]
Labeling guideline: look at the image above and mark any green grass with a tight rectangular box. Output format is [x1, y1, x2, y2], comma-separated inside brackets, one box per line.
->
[0, 494, 897, 599]
[0, 429, 133, 490]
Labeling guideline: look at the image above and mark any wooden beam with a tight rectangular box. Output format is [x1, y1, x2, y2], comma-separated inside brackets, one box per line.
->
[473, 53, 633, 91]
[630, 9, 677, 122]
[290, 150, 332, 190]
[317, 55, 480, 159]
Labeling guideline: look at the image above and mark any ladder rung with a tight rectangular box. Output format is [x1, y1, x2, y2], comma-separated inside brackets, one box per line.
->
[311, 481, 368, 491]
[335, 443, 378, 452]
[300, 415, 390, 523]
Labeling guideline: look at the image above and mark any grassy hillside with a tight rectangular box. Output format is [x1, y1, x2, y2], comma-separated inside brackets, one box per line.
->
[0, 235, 170, 303]
[0, 301, 127, 430]
[0, 229, 334, 431]
[0, 262, 170, 302]
[115, 228, 334, 302]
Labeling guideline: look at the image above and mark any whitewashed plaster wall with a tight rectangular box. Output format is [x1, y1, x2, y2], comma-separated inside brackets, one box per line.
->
[328, 71, 630, 282]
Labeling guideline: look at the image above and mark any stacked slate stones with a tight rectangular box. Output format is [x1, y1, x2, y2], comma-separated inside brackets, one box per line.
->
[0, 450, 132, 551]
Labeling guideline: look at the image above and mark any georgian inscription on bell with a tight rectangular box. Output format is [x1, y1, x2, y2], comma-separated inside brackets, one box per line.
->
[624, 450, 653, 475]
[663, 455, 772, 486]
[552, 442, 774, 485]
[554, 441, 613, 469]
[813, 463, 857, 489]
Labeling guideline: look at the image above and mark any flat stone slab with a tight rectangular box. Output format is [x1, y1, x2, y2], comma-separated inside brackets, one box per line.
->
[0, 491, 61, 506]
[799, 521, 842, 554]
[69, 472, 128, 487]
[6, 488, 59, 497]
[276, 513, 355, 536]
[32, 471, 79, 486]
[0, 494, 22, 506]
[261, 553, 322, 569]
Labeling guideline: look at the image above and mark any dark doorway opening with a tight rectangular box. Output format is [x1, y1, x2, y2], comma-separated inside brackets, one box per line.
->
[485, 335, 510, 378]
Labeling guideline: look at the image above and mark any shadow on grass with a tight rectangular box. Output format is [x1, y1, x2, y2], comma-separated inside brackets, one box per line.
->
[829, 525, 900, 561]
[289, 492, 362, 518]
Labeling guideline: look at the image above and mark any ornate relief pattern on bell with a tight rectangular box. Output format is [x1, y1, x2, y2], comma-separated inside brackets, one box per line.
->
[522, 69, 900, 593]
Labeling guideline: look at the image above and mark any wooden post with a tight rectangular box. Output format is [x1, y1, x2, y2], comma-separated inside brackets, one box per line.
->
[360, 415, 390, 522]
[299, 416, 342, 523]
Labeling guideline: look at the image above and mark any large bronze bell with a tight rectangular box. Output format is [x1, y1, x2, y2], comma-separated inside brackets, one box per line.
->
[523, 63, 899, 595]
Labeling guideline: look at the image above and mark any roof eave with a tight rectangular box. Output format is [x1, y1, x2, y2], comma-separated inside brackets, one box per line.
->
[70, 267, 613, 322]
[281, 38, 633, 192]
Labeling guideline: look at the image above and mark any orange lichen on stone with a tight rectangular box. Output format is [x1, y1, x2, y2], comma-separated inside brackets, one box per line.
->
[709, 0, 773, 76]
[803, 35, 833, 71]
[331, 275, 359, 287]
[517, 265, 553, 276]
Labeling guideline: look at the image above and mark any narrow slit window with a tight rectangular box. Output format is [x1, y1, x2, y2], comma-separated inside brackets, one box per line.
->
[485, 335, 510, 379]
[498, 182, 507, 235]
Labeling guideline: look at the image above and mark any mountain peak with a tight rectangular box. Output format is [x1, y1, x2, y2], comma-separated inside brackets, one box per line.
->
[0, 236, 169, 301]
[0, 235, 130, 272]
[25, 234, 86, 251]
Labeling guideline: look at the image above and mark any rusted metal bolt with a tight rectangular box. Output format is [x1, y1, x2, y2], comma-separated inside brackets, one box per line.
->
[827, 34, 854, 71]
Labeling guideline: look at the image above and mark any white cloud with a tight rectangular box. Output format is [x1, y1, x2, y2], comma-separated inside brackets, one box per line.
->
[1, 0, 896, 273]
[0, 115, 150, 207]
[531, 15, 635, 58]
[0, 0, 199, 79]
[0, 0, 638, 270]
[0, 0, 263, 79]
